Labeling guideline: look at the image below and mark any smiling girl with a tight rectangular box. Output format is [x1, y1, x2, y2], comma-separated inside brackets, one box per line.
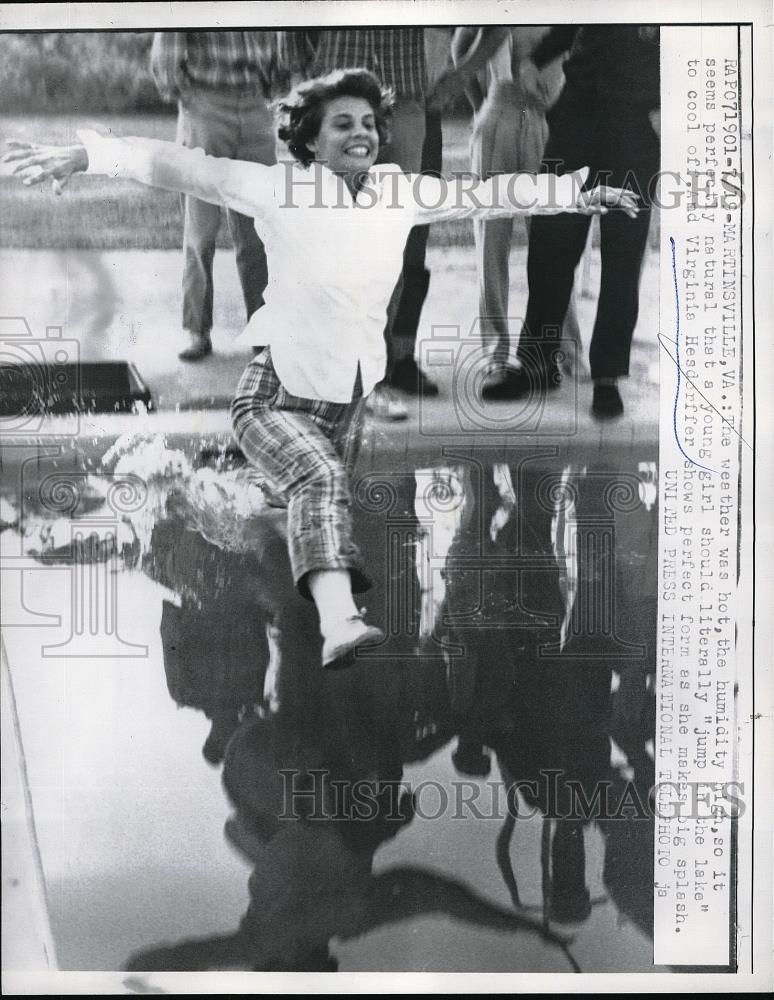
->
[4, 69, 638, 668]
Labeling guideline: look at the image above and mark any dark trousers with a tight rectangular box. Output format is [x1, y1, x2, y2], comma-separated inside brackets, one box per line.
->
[518, 91, 659, 380]
[380, 105, 443, 375]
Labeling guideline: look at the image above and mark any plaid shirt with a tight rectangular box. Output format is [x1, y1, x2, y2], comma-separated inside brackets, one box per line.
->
[278, 28, 427, 100]
[151, 31, 274, 99]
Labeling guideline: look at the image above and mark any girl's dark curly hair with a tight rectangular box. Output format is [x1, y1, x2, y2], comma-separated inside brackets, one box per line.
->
[275, 68, 394, 167]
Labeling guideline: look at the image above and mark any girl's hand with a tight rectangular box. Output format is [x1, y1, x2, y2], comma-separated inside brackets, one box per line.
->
[572, 172, 641, 219]
[2, 140, 89, 195]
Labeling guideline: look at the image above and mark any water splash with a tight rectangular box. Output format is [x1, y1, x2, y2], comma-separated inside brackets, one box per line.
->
[13, 432, 281, 568]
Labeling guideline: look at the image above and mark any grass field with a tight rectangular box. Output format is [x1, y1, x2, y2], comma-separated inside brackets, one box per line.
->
[0, 113, 483, 250]
[0, 32, 163, 115]
[1, 114, 185, 249]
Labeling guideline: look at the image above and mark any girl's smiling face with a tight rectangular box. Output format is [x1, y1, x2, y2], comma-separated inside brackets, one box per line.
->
[307, 95, 380, 175]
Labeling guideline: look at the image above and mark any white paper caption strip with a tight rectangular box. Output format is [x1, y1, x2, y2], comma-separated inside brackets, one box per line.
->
[654, 24, 744, 967]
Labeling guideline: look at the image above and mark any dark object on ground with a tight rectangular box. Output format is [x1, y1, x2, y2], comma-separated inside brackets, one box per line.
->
[387, 357, 439, 397]
[591, 383, 624, 419]
[0, 360, 153, 415]
[481, 364, 562, 401]
[452, 741, 492, 777]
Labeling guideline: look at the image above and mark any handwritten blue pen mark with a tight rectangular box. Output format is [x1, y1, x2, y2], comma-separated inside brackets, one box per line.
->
[669, 236, 716, 475]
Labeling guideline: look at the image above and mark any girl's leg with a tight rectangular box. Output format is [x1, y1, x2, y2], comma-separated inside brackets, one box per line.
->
[306, 568, 383, 666]
[307, 568, 359, 635]
[231, 356, 381, 664]
[233, 405, 367, 590]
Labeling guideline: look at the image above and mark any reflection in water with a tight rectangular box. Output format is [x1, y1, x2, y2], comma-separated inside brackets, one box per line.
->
[434, 455, 657, 940]
[11, 437, 658, 972]
[154, 528, 271, 764]
[126, 461, 578, 971]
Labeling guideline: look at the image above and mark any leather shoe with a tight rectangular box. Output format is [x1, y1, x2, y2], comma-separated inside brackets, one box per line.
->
[387, 357, 439, 397]
[178, 332, 213, 361]
[591, 383, 624, 419]
[482, 364, 561, 401]
[452, 743, 492, 777]
[548, 886, 593, 925]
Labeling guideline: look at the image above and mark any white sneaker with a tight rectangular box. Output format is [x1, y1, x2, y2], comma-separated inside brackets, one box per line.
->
[321, 612, 385, 669]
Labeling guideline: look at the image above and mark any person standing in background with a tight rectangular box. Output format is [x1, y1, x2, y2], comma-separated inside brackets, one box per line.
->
[452, 26, 585, 387]
[483, 26, 659, 418]
[150, 31, 277, 361]
[276, 28, 505, 418]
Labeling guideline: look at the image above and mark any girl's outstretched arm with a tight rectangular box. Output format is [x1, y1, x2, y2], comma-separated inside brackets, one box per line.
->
[3, 131, 277, 219]
[409, 166, 640, 225]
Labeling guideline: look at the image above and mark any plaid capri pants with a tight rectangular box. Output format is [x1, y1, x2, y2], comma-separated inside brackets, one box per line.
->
[230, 347, 371, 599]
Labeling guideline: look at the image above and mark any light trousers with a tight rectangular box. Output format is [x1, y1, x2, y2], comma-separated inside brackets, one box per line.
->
[470, 81, 583, 372]
[177, 84, 276, 336]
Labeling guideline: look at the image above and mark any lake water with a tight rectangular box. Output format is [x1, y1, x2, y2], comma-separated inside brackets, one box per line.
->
[2, 434, 662, 974]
